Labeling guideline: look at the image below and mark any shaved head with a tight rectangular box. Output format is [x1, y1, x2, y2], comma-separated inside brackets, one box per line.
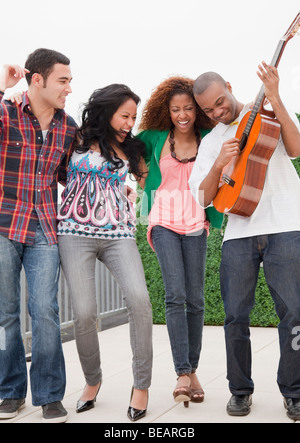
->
[193, 72, 227, 96]
[192, 72, 243, 125]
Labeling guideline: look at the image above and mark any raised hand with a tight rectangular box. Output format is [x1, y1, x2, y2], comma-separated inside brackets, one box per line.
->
[0, 65, 29, 92]
[257, 61, 280, 105]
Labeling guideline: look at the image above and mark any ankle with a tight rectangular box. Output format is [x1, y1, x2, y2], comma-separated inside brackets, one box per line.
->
[177, 374, 191, 382]
[175, 374, 191, 390]
[130, 388, 148, 409]
[80, 382, 101, 401]
[190, 372, 199, 382]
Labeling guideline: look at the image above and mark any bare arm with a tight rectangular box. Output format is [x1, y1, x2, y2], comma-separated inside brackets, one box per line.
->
[133, 157, 148, 190]
[257, 62, 300, 158]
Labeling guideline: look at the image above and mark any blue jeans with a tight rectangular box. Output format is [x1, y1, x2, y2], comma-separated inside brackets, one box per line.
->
[0, 225, 66, 406]
[151, 226, 207, 375]
[220, 232, 300, 398]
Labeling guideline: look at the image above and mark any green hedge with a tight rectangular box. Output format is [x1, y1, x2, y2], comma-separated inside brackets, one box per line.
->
[136, 223, 281, 326]
[136, 113, 300, 327]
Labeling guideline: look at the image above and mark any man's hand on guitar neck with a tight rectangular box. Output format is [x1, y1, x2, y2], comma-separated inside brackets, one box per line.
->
[257, 61, 300, 158]
[257, 61, 279, 106]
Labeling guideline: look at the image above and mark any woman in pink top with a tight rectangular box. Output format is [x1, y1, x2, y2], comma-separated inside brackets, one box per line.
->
[138, 77, 214, 408]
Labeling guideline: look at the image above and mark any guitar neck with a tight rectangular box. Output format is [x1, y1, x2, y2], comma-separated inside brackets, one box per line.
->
[243, 39, 287, 136]
[241, 11, 300, 140]
[271, 38, 287, 68]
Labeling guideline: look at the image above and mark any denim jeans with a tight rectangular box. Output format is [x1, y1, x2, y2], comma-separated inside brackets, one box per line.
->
[58, 235, 153, 390]
[220, 232, 300, 398]
[0, 225, 65, 406]
[151, 226, 207, 375]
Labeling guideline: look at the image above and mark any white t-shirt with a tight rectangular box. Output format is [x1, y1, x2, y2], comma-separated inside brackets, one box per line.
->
[189, 105, 300, 242]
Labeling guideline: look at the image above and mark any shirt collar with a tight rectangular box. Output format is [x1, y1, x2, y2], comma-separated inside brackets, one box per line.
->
[21, 91, 30, 112]
[216, 104, 251, 136]
[21, 91, 64, 122]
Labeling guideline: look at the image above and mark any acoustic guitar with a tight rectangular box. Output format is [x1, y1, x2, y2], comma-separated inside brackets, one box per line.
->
[213, 12, 300, 217]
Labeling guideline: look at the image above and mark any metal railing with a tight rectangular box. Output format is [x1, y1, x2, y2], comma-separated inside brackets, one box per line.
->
[20, 261, 126, 355]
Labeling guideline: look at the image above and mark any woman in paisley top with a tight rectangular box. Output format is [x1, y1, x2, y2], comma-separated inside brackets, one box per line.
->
[57, 84, 152, 422]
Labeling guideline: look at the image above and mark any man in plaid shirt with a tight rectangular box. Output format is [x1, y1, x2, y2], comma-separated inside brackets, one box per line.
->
[0, 49, 77, 423]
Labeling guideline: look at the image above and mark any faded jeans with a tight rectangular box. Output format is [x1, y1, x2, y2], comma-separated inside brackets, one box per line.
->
[0, 225, 65, 406]
[151, 226, 207, 375]
[58, 235, 153, 390]
[220, 232, 300, 398]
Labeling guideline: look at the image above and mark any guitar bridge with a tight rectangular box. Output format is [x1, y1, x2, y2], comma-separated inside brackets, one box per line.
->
[222, 174, 235, 188]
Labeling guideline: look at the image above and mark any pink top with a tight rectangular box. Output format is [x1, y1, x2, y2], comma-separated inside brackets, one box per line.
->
[147, 153, 209, 250]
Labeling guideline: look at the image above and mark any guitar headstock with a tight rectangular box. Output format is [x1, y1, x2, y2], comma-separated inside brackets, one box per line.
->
[282, 12, 300, 41]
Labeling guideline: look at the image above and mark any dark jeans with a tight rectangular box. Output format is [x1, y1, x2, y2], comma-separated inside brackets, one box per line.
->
[152, 226, 207, 375]
[220, 232, 300, 398]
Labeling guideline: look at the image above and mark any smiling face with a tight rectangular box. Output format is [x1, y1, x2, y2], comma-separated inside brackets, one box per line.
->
[194, 81, 241, 125]
[110, 98, 137, 143]
[169, 93, 197, 134]
[36, 63, 73, 110]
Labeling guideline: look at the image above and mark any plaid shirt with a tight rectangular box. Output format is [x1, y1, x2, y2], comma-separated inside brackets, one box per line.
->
[0, 91, 77, 245]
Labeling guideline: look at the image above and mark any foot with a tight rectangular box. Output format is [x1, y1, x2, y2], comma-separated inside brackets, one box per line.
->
[79, 382, 101, 402]
[76, 382, 101, 413]
[284, 397, 300, 421]
[174, 375, 191, 396]
[190, 373, 205, 403]
[130, 388, 148, 411]
[128, 388, 148, 422]
[173, 374, 191, 407]
[0, 399, 26, 420]
[226, 394, 252, 416]
[42, 401, 68, 423]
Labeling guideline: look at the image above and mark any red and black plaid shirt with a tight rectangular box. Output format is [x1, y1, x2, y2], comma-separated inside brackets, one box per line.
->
[0, 91, 77, 245]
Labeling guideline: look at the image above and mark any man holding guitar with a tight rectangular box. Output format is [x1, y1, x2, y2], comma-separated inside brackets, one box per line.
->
[189, 61, 300, 420]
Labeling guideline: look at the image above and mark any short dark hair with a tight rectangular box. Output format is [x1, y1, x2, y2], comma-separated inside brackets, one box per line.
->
[193, 72, 227, 96]
[25, 48, 70, 86]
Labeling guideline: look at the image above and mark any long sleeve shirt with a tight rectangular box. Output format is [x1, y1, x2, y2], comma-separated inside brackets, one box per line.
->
[0, 91, 77, 245]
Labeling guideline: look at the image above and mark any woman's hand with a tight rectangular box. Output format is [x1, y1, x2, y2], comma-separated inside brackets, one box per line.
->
[7, 91, 23, 104]
[125, 185, 138, 203]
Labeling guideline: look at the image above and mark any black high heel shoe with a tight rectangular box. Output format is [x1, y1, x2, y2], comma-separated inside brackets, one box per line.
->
[76, 383, 101, 413]
[127, 387, 148, 422]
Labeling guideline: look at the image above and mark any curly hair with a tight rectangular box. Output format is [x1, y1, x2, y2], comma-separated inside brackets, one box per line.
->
[139, 76, 214, 131]
[76, 84, 145, 179]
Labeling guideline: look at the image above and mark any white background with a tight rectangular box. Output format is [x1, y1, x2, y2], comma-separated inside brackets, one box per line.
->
[1, 0, 299, 127]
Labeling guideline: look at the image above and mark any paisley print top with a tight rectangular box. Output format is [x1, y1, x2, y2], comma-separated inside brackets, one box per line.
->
[57, 150, 136, 239]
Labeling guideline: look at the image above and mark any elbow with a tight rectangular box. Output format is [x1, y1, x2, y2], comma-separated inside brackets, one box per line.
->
[198, 186, 213, 208]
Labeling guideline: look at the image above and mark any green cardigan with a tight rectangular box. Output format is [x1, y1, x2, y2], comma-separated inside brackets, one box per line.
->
[137, 129, 224, 229]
